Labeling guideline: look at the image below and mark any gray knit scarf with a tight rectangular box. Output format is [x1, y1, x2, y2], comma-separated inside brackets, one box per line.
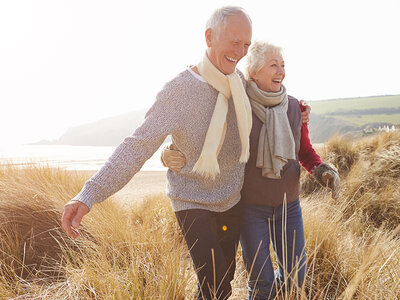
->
[246, 80, 296, 178]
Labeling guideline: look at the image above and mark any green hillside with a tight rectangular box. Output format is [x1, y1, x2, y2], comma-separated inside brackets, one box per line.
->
[309, 95, 400, 126]
[334, 114, 400, 127]
[307, 95, 400, 142]
[310, 95, 400, 114]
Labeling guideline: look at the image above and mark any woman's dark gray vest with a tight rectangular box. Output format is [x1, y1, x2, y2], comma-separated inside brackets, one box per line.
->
[240, 96, 302, 207]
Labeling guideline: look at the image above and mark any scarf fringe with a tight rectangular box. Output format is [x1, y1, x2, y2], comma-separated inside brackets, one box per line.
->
[239, 148, 250, 163]
[192, 156, 220, 179]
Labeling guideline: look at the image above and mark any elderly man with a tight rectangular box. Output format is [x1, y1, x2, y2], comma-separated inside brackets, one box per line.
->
[61, 6, 252, 299]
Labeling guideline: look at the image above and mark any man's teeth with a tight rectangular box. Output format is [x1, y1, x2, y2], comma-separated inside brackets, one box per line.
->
[226, 56, 237, 62]
[273, 80, 281, 83]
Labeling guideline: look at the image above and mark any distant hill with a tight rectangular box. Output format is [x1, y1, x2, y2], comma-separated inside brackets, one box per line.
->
[308, 94, 400, 142]
[34, 109, 148, 146]
[34, 95, 400, 146]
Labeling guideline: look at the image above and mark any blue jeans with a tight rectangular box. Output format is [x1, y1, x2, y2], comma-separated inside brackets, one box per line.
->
[240, 199, 306, 300]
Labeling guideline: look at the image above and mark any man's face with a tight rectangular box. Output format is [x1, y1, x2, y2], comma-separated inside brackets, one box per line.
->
[206, 13, 252, 75]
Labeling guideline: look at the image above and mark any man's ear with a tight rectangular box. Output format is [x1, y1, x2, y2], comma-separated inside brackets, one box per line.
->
[205, 28, 213, 47]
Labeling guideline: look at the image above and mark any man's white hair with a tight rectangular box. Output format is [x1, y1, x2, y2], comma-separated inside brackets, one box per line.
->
[206, 6, 252, 37]
[245, 41, 283, 80]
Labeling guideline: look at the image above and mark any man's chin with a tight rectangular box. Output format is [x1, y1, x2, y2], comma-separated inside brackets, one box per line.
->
[221, 66, 236, 75]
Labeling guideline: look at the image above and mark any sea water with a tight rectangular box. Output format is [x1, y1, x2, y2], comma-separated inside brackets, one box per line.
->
[0, 145, 166, 171]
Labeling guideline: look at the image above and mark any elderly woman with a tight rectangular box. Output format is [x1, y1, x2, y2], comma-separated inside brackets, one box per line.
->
[162, 41, 340, 299]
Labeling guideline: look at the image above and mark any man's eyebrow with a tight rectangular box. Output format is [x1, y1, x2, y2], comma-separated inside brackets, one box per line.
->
[232, 38, 251, 44]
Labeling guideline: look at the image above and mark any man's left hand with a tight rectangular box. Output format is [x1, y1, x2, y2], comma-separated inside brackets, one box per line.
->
[300, 100, 311, 124]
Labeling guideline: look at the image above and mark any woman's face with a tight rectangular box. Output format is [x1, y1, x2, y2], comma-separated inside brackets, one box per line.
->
[251, 51, 285, 92]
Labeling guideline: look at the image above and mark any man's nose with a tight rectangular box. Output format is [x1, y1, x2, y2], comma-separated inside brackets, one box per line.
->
[233, 45, 246, 58]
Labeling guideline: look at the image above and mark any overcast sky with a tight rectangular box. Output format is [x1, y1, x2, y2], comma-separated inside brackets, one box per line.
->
[1, 0, 399, 146]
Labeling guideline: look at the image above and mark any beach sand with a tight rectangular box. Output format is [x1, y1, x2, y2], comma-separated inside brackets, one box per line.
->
[114, 170, 167, 204]
[67, 170, 167, 203]
[79, 170, 168, 204]
[78, 170, 167, 203]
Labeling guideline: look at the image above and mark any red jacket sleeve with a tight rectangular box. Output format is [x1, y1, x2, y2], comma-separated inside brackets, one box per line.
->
[298, 103, 323, 174]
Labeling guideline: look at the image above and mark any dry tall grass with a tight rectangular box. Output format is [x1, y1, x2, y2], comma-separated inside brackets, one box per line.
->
[1, 131, 400, 299]
[299, 131, 400, 299]
[0, 165, 192, 299]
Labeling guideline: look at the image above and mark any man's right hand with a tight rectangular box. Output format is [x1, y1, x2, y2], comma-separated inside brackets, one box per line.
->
[161, 144, 186, 172]
[61, 200, 90, 239]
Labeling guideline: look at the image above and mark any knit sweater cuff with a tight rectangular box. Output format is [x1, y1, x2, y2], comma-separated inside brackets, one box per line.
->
[72, 180, 106, 210]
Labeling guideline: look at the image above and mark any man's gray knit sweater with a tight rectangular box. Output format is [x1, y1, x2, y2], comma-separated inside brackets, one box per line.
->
[73, 68, 246, 212]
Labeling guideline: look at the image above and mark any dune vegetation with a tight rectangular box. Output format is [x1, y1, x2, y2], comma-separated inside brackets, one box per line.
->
[1, 131, 400, 299]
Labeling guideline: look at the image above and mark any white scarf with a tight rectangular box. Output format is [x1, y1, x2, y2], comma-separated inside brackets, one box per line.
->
[246, 80, 296, 179]
[192, 53, 252, 179]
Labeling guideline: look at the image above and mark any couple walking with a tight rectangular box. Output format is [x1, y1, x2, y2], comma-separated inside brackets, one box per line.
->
[62, 6, 339, 299]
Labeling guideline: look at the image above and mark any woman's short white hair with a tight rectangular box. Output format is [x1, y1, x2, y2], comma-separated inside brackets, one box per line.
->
[245, 41, 283, 80]
[206, 6, 252, 37]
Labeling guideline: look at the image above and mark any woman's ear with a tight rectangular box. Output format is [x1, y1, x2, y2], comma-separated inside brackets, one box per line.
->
[250, 71, 258, 82]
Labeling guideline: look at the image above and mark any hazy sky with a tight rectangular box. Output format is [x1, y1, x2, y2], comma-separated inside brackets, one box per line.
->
[1, 0, 399, 146]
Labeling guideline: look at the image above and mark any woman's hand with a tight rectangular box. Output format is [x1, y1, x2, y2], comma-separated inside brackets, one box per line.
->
[313, 163, 340, 199]
[321, 169, 340, 199]
[161, 144, 186, 172]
